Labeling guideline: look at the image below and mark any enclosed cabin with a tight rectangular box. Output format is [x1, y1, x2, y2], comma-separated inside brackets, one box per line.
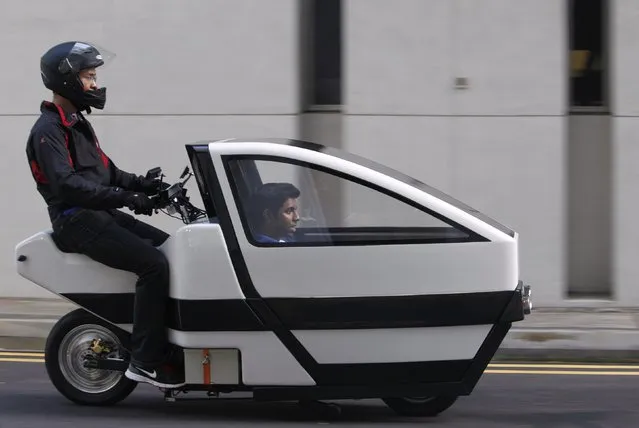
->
[185, 138, 521, 299]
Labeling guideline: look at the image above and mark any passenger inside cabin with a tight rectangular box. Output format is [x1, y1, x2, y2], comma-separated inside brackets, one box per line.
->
[248, 182, 300, 243]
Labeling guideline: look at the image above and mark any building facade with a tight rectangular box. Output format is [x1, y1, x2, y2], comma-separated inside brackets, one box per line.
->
[2, 0, 635, 307]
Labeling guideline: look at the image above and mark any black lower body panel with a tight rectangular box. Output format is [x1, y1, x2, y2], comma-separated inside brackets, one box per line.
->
[252, 380, 464, 401]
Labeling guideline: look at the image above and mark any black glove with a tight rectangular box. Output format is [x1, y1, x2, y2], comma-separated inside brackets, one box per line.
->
[139, 177, 170, 196]
[123, 192, 154, 215]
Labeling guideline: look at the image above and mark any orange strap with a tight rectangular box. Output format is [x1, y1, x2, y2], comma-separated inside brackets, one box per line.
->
[202, 349, 211, 384]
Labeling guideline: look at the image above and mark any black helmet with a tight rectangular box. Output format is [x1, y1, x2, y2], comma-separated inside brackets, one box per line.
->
[40, 41, 113, 113]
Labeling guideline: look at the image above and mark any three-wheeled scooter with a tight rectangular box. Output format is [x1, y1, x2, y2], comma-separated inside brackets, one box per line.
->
[15, 138, 532, 417]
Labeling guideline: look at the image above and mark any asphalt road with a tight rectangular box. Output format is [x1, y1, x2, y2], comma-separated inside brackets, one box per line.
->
[0, 353, 638, 427]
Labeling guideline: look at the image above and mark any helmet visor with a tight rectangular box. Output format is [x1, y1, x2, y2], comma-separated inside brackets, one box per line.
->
[58, 42, 116, 75]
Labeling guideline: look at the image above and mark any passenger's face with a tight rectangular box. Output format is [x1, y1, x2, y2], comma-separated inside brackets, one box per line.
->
[273, 198, 300, 235]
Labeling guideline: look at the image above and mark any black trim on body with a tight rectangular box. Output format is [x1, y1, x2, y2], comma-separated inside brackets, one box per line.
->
[186, 147, 218, 218]
[498, 280, 526, 324]
[296, 226, 474, 245]
[251, 380, 463, 401]
[61, 293, 266, 331]
[268, 290, 520, 329]
[315, 360, 471, 386]
[60, 289, 523, 331]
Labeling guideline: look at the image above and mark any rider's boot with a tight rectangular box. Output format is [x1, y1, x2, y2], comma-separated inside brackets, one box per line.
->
[125, 346, 186, 389]
[125, 361, 186, 389]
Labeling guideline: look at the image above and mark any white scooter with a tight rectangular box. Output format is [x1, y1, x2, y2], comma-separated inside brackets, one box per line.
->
[15, 138, 532, 418]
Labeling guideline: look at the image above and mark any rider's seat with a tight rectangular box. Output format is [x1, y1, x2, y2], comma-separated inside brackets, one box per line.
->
[49, 230, 157, 253]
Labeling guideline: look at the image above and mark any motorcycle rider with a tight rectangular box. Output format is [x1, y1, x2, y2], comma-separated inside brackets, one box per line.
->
[26, 41, 184, 388]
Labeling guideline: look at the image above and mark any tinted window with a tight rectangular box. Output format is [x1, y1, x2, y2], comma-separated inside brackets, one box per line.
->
[225, 157, 485, 246]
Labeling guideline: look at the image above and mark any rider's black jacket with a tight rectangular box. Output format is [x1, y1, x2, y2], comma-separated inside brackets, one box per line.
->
[26, 101, 147, 221]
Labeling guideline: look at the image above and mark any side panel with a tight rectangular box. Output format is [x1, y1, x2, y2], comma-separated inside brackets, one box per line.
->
[184, 349, 240, 385]
[241, 241, 517, 298]
[292, 326, 492, 364]
[170, 223, 245, 300]
[15, 225, 252, 330]
[15, 231, 138, 295]
[169, 330, 315, 386]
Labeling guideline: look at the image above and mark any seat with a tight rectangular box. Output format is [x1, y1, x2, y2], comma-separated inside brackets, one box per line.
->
[48, 229, 157, 253]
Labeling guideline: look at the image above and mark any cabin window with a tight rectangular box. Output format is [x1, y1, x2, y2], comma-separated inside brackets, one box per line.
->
[224, 156, 485, 246]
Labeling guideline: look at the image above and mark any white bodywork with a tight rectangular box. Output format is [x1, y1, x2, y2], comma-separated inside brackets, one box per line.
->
[15, 223, 242, 299]
[172, 331, 315, 385]
[292, 325, 492, 364]
[15, 139, 521, 388]
[209, 142, 518, 297]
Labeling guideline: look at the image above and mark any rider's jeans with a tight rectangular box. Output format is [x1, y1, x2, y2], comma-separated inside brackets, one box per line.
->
[52, 208, 171, 367]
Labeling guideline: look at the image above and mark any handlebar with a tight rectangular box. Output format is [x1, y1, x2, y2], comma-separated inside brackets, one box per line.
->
[142, 166, 208, 224]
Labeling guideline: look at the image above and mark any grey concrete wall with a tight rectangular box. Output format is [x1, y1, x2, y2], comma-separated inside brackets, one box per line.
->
[343, 0, 566, 306]
[612, 0, 639, 305]
[567, 115, 611, 297]
[4, 0, 636, 309]
[2, 0, 300, 298]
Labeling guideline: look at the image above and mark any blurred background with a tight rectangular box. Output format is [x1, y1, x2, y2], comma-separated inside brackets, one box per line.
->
[1, 0, 631, 309]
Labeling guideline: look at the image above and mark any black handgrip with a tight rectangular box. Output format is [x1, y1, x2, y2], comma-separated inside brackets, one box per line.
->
[145, 167, 162, 180]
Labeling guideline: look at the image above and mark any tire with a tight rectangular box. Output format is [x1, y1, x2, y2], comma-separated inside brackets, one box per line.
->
[44, 308, 137, 406]
[382, 396, 458, 417]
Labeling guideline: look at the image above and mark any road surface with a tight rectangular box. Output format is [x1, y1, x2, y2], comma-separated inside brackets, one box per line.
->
[0, 351, 637, 427]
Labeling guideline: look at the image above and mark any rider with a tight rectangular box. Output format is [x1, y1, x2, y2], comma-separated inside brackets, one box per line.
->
[249, 182, 301, 243]
[25, 41, 184, 389]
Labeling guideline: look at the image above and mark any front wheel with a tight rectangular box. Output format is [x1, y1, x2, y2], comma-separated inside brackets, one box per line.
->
[45, 308, 137, 406]
[382, 396, 458, 417]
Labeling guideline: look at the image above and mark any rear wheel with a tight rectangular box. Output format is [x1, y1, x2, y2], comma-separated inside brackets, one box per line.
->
[383, 395, 458, 417]
[45, 308, 137, 406]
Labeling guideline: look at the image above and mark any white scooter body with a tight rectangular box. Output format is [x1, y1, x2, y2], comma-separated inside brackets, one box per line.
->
[15, 139, 532, 414]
